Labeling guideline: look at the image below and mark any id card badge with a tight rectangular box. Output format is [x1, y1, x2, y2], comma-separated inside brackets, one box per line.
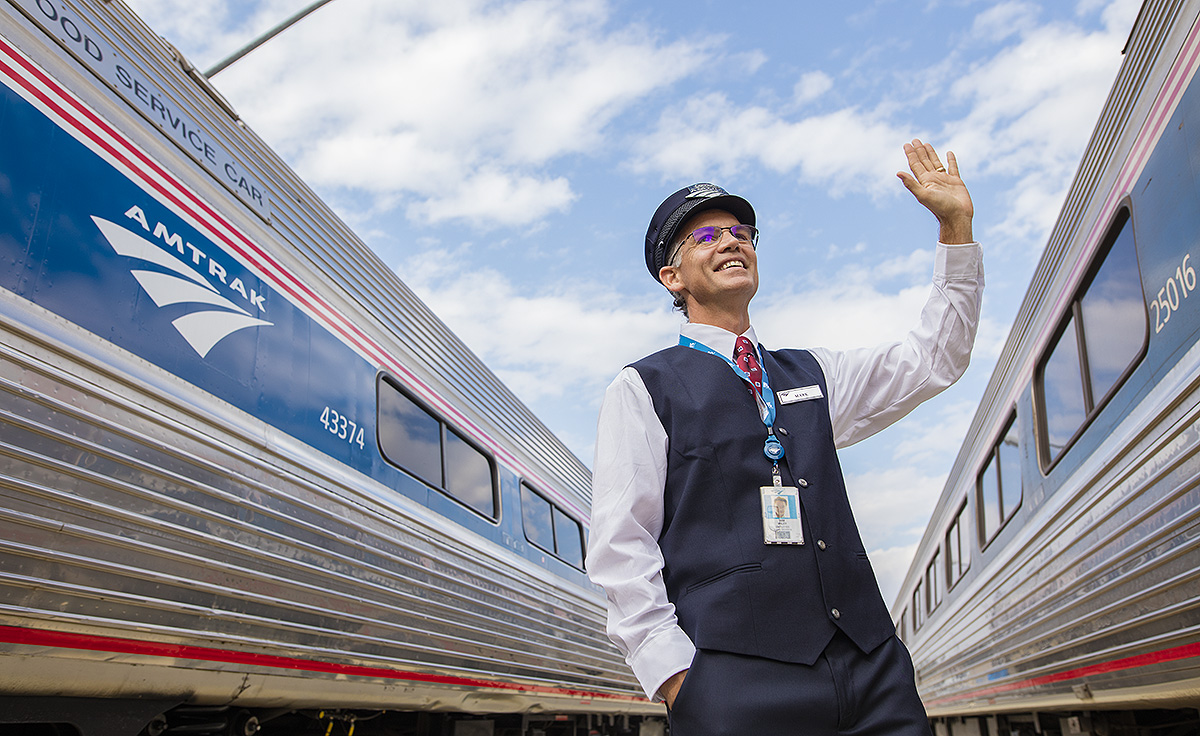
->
[761, 486, 803, 545]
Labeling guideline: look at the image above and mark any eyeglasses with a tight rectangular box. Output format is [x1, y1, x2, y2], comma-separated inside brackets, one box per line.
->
[673, 225, 759, 261]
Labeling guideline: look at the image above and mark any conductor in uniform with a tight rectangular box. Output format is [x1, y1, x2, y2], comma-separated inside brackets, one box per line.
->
[587, 140, 983, 735]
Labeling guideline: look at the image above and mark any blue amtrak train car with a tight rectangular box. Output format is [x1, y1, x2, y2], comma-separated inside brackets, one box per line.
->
[0, 1, 660, 734]
[894, 1, 1200, 734]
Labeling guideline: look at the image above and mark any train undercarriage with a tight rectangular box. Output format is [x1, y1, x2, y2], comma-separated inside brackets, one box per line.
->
[931, 707, 1200, 736]
[0, 699, 667, 736]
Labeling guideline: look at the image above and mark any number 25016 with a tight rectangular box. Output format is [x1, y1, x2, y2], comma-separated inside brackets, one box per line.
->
[1152, 253, 1196, 334]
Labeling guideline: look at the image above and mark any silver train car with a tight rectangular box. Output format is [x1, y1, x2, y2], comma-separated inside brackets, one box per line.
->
[0, 1, 660, 734]
[893, 0, 1200, 734]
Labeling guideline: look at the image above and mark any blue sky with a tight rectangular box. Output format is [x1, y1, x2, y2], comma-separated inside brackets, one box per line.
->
[123, 0, 1142, 603]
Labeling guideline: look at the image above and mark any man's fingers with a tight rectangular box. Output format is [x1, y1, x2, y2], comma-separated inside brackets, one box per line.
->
[903, 141, 927, 175]
[946, 151, 959, 178]
[896, 170, 923, 197]
[906, 138, 950, 178]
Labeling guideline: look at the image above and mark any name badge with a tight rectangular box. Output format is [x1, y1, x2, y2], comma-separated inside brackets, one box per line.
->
[778, 385, 823, 404]
[761, 486, 804, 545]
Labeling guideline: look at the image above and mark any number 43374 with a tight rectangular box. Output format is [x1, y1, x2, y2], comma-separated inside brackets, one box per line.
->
[320, 406, 365, 449]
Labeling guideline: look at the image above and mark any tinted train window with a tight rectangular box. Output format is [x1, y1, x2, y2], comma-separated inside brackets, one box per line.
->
[520, 482, 585, 569]
[1080, 222, 1146, 403]
[926, 550, 942, 612]
[978, 411, 1022, 546]
[378, 381, 442, 487]
[1041, 316, 1087, 456]
[445, 429, 495, 517]
[946, 501, 970, 586]
[521, 483, 554, 550]
[1036, 209, 1146, 467]
[378, 376, 498, 520]
[553, 507, 584, 568]
[912, 581, 925, 631]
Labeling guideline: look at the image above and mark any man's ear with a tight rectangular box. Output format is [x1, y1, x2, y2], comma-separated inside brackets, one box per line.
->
[659, 264, 682, 293]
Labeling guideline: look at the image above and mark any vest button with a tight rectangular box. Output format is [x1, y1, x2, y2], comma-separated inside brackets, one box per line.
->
[831, 608, 841, 619]
[817, 540, 827, 550]
[798, 478, 808, 487]
[777, 427, 788, 435]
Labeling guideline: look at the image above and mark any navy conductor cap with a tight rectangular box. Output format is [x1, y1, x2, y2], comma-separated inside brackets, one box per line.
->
[644, 183, 756, 280]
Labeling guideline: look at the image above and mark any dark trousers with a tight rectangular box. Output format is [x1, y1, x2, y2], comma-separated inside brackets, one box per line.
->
[667, 632, 932, 736]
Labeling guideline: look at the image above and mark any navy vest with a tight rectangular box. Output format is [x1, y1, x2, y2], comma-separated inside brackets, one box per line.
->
[632, 345, 895, 665]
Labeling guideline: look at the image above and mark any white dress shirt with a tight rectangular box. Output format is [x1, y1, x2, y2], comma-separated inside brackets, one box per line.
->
[588, 242, 984, 699]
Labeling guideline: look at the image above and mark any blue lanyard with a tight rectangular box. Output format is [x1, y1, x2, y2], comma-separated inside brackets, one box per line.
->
[679, 335, 786, 462]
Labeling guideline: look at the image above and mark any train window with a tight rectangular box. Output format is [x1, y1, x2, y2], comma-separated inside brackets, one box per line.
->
[520, 482, 585, 569]
[378, 376, 498, 520]
[378, 379, 443, 488]
[1041, 315, 1087, 457]
[1036, 209, 1146, 467]
[912, 581, 925, 631]
[1080, 220, 1145, 405]
[553, 507, 585, 568]
[979, 455, 1001, 542]
[520, 483, 554, 551]
[926, 550, 943, 612]
[444, 428, 495, 518]
[945, 501, 970, 586]
[977, 411, 1022, 546]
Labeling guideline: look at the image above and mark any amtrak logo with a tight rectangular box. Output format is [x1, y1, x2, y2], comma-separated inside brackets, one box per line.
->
[92, 212, 272, 358]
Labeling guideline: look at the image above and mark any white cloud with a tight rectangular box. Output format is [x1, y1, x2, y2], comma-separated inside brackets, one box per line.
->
[1098, 0, 1142, 33]
[131, 0, 703, 228]
[752, 248, 937, 350]
[629, 0, 1133, 247]
[890, 398, 978, 467]
[942, 6, 1131, 244]
[868, 542, 919, 608]
[215, 0, 702, 227]
[794, 71, 834, 105]
[970, 1, 1040, 42]
[394, 245, 680, 405]
[846, 463, 947, 557]
[123, 0, 297, 67]
[631, 99, 911, 197]
[405, 170, 576, 227]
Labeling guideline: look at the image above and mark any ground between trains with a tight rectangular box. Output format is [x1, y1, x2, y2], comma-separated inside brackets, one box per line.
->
[7, 702, 1200, 736]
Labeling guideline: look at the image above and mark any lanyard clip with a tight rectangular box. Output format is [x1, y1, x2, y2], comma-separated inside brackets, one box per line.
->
[764, 432, 785, 462]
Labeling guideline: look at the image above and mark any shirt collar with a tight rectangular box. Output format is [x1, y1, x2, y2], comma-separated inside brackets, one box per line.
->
[679, 321, 759, 359]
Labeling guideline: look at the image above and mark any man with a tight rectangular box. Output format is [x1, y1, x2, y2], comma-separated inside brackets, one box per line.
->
[587, 140, 982, 735]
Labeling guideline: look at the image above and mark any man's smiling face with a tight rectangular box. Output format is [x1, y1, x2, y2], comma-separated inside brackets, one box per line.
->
[660, 208, 759, 321]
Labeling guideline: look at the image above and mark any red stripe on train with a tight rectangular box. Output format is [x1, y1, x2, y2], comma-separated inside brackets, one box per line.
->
[924, 640, 1200, 707]
[0, 624, 648, 703]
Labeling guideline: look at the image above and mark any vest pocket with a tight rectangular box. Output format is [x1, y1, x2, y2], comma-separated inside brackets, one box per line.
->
[685, 562, 762, 594]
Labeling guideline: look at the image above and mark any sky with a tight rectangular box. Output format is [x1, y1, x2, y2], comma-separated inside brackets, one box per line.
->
[121, 0, 1144, 604]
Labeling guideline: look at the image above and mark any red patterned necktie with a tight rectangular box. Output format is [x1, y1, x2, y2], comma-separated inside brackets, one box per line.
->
[734, 336, 763, 400]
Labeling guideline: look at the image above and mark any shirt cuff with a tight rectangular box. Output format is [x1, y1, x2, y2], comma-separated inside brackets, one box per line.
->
[628, 627, 697, 701]
[935, 240, 982, 279]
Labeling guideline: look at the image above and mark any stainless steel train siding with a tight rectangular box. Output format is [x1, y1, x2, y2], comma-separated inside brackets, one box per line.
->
[0, 0, 657, 732]
[893, 1, 1200, 733]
